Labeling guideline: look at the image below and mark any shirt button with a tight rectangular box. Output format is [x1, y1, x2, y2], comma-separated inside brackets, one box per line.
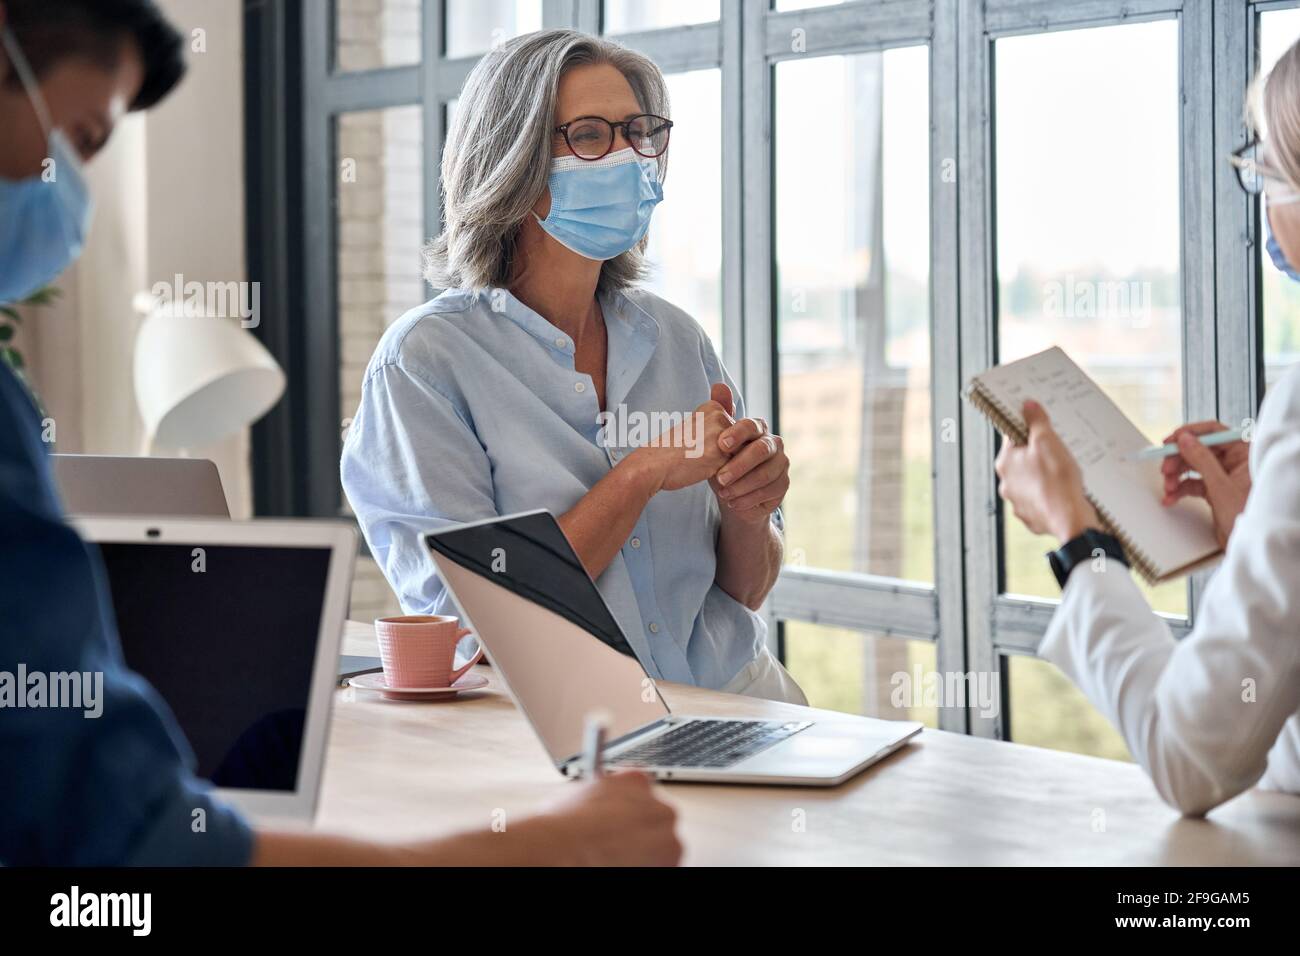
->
[574, 381, 586, 393]
[555, 337, 568, 349]
[648, 622, 660, 634]
[630, 537, 641, 549]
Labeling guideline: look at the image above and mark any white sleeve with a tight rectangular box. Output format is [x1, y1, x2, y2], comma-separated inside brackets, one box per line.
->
[1039, 372, 1300, 816]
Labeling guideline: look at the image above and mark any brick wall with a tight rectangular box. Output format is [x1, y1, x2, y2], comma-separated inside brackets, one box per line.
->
[335, 10, 427, 621]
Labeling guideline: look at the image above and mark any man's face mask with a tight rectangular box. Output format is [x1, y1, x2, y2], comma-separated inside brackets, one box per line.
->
[0, 28, 94, 305]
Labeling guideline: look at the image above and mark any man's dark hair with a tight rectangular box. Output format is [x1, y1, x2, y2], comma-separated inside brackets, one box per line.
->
[4, 0, 186, 110]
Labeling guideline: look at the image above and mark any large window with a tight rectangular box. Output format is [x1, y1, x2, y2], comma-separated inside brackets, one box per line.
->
[642, 68, 723, 346]
[256, 0, 1280, 759]
[994, 22, 1184, 616]
[990, 20, 1182, 759]
[775, 46, 932, 583]
[444, 0, 543, 58]
[335, 0, 421, 72]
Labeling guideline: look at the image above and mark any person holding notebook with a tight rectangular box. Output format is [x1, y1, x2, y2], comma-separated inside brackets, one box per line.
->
[0, 0, 679, 866]
[994, 40, 1300, 817]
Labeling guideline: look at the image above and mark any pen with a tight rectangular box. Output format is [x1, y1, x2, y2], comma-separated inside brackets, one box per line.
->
[1127, 427, 1246, 461]
[582, 712, 609, 779]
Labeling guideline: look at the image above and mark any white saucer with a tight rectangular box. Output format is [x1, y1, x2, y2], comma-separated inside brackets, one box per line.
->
[348, 671, 489, 701]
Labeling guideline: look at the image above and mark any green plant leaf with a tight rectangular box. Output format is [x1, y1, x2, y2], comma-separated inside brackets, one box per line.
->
[0, 325, 13, 342]
[1, 346, 25, 370]
[21, 285, 61, 307]
[0, 306, 21, 324]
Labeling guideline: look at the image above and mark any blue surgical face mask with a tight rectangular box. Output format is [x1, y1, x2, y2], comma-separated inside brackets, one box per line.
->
[534, 147, 663, 261]
[1265, 202, 1300, 282]
[0, 28, 94, 305]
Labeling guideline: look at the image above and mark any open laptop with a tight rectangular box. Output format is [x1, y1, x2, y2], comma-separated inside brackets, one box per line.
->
[424, 510, 922, 786]
[73, 516, 356, 820]
[54, 454, 231, 517]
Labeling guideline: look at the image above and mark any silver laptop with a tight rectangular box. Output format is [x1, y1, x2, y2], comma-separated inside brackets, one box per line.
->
[74, 516, 356, 820]
[425, 510, 921, 787]
[53, 454, 230, 517]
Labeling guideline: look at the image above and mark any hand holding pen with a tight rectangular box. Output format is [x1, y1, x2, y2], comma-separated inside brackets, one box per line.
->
[582, 711, 610, 779]
[1157, 421, 1252, 547]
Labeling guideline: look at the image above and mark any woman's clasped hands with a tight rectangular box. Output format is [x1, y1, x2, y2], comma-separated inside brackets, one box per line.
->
[632, 384, 791, 523]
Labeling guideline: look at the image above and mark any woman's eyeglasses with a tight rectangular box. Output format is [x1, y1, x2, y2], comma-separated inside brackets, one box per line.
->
[1231, 139, 1288, 195]
[554, 114, 673, 161]
[1231, 138, 1300, 204]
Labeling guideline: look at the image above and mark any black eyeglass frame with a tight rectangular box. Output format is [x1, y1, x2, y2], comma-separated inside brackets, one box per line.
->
[1230, 138, 1291, 195]
[553, 113, 674, 161]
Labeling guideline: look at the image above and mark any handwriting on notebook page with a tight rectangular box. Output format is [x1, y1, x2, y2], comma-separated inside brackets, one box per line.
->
[971, 346, 1221, 579]
[987, 348, 1149, 467]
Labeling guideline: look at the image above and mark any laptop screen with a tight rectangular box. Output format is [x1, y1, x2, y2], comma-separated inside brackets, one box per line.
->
[96, 541, 331, 792]
[425, 512, 669, 764]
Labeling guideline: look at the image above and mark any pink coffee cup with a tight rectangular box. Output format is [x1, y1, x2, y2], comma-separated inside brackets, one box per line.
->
[374, 615, 482, 689]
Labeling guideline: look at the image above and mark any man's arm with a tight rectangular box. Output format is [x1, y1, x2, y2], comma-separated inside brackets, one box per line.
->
[252, 772, 682, 867]
[0, 368, 256, 866]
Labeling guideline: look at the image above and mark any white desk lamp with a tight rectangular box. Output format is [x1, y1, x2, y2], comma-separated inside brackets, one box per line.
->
[132, 292, 285, 453]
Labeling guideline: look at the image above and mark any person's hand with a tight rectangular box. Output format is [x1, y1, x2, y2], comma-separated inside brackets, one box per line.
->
[530, 772, 682, 866]
[1160, 421, 1251, 547]
[995, 400, 1100, 545]
[708, 387, 790, 525]
[631, 384, 735, 492]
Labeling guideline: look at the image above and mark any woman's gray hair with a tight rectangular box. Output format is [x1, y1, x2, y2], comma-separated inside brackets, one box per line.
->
[423, 29, 670, 294]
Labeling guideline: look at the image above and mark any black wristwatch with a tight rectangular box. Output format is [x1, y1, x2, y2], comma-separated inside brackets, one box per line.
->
[1047, 528, 1128, 589]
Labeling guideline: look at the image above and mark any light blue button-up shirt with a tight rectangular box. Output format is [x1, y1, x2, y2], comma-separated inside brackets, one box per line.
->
[341, 287, 769, 688]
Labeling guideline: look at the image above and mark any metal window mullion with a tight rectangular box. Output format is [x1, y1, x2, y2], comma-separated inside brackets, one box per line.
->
[769, 571, 939, 641]
[302, 0, 341, 517]
[609, 22, 723, 72]
[424, 2, 447, 238]
[742, 0, 778, 652]
[1217, 1, 1260, 420]
[1182, 0, 1220, 623]
[436, 58, 477, 99]
[931, 0, 968, 733]
[247, 0, 299, 516]
[543, 0, 578, 29]
[992, 595, 1192, 654]
[763, 0, 933, 61]
[957, 0, 1002, 739]
[721, 0, 745, 379]
[1255, 0, 1300, 12]
[575, 0, 601, 34]
[322, 66, 422, 112]
[985, 0, 1185, 36]
[741, 0, 774, 426]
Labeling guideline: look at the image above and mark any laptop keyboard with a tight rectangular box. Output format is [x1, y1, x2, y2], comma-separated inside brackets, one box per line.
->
[607, 719, 812, 770]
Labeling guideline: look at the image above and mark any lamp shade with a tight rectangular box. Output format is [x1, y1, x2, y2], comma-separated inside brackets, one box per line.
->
[133, 299, 285, 451]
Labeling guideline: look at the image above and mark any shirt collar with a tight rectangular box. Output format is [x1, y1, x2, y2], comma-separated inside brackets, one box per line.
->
[488, 287, 660, 372]
[491, 289, 578, 357]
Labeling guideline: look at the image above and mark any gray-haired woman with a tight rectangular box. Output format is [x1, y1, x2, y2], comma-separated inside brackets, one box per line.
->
[342, 30, 806, 704]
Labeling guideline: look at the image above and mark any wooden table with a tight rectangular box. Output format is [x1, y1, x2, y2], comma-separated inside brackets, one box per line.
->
[317, 622, 1300, 865]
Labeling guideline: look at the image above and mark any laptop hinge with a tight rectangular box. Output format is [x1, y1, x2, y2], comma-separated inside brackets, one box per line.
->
[558, 717, 677, 775]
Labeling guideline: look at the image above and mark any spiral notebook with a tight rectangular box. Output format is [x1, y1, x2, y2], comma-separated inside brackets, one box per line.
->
[964, 346, 1221, 585]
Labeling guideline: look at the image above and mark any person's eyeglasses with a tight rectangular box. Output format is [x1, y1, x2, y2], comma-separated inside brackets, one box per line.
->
[554, 114, 673, 161]
[1230, 139, 1290, 195]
